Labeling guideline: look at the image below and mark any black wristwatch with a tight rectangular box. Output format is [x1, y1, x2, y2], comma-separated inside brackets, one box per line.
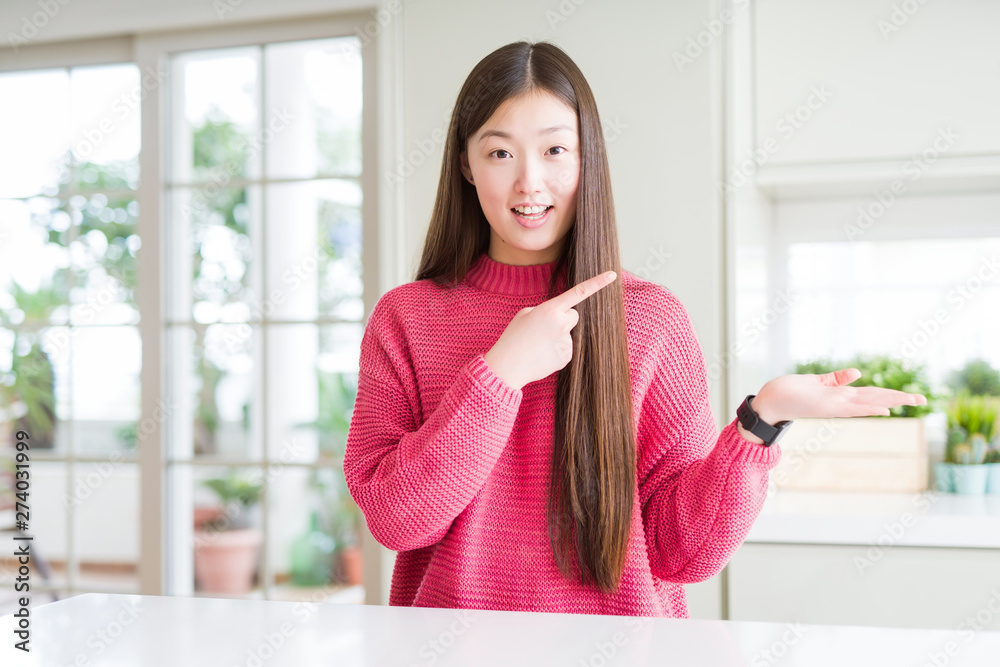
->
[736, 394, 793, 447]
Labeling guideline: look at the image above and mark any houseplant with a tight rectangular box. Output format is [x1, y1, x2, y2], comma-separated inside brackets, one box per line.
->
[307, 465, 363, 586]
[772, 355, 935, 492]
[193, 469, 264, 593]
[947, 358, 1000, 397]
[289, 509, 337, 587]
[940, 359, 1000, 494]
[941, 395, 999, 495]
[986, 440, 1000, 495]
[295, 371, 363, 586]
[0, 280, 63, 450]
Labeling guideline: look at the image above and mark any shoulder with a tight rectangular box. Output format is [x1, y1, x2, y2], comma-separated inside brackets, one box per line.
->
[620, 272, 710, 398]
[360, 279, 445, 377]
[620, 270, 694, 338]
[366, 278, 447, 328]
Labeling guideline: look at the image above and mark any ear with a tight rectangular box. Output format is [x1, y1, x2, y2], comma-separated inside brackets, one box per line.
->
[459, 150, 473, 183]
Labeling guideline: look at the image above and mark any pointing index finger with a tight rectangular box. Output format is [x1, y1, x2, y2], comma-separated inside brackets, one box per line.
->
[549, 271, 617, 310]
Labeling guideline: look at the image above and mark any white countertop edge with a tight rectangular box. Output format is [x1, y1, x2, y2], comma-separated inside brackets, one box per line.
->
[744, 490, 1000, 549]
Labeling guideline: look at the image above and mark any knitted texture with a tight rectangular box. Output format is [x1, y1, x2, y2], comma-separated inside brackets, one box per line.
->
[343, 251, 781, 617]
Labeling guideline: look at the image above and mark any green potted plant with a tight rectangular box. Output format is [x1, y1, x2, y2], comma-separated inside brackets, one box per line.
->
[289, 506, 337, 587]
[193, 469, 264, 594]
[0, 280, 63, 450]
[295, 371, 363, 586]
[774, 355, 936, 493]
[940, 359, 1000, 494]
[947, 358, 1000, 397]
[0, 338, 56, 449]
[986, 439, 1000, 495]
[328, 469, 363, 586]
[305, 466, 364, 586]
[942, 395, 998, 495]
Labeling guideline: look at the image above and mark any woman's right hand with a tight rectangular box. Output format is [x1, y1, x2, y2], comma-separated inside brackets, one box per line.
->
[483, 270, 618, 391]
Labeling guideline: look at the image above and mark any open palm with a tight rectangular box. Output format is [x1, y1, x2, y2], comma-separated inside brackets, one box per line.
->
[753, 368, 928, 424]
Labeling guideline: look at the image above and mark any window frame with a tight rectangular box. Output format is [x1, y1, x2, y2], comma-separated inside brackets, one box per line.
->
[0, 9, 392, 602]
[138, 12, 382, 600]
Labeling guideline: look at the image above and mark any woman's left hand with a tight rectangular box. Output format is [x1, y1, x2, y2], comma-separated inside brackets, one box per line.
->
[750, 368, 928, 425]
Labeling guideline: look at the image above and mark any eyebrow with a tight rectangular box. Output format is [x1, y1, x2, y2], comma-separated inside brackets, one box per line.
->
[477, 124, 576, 143]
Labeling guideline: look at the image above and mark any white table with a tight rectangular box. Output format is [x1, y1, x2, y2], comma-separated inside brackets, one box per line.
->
[3, 593, 1000, 666]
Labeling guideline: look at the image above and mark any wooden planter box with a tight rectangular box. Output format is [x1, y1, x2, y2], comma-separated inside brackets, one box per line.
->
[771, 417, 927, 492]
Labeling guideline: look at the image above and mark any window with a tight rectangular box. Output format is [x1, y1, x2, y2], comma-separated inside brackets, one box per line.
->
[1, 13, 378, 611]
[0, 62, 143, 600]
[785, 237, 1000, 385]
[161, 35, 367, 602]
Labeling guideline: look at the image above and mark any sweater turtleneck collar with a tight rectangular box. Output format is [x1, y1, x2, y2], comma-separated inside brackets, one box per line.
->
[463, 251, 569, 296]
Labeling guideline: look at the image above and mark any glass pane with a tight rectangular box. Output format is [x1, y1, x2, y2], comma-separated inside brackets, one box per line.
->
[188, 465, 264, 598]
[71, 326, 141, 457]
[267, 324, 360, 462]
[72, 462, 140, 591]
[69, 193, 140, 325]
[264, 37, 362, 180]
[786, 237, 1000, 386]
[264, 180, 362, 321]
[0, 69, 71, 198]
[268, 465, 364, 603]
[69, 64, 141, 191]
[167, 186, 261, 324]
[167, 325, 260, 461]
[0, 197, 71, 327]
[170, 47, 261, 185]
[0, 327, 71, 455]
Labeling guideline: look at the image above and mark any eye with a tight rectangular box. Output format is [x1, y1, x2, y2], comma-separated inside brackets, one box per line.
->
[489, 149, 511, 159]
[548, 146, 567, 155]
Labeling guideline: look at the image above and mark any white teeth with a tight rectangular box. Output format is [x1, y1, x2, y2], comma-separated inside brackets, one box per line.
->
[514, 205, 550, 215]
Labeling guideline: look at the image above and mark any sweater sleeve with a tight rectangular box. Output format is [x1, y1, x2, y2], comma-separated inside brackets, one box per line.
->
[636, 288, 781, 583]
[343, 290, 524, 552]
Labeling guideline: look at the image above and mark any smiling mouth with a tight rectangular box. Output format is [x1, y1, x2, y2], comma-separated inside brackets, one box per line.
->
[511, 206, 553, 220]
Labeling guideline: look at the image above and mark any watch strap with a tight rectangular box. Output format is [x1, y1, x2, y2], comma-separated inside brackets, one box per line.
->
[737, 394, 787, 446]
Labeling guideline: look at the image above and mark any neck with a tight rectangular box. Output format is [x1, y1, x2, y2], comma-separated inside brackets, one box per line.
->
[487, 236, 563, 266]
[464, 250, 568, 296]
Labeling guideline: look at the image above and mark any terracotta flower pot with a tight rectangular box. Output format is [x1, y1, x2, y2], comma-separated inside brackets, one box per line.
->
[193, 528, 262, 593]
[193, 506, 224, 531]
[337, 545, 363, 586]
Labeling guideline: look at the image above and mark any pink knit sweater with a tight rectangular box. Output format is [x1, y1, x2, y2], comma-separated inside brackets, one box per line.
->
[343, 251, 781, 617]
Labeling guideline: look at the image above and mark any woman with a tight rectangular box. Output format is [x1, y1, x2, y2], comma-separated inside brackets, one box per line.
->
[342, 40, 926, 617]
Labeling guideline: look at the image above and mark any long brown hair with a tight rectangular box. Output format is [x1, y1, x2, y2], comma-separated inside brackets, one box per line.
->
[414, 41, 635, 594]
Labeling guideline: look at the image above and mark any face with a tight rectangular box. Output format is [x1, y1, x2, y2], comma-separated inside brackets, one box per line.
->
[460, 89, 580, 266]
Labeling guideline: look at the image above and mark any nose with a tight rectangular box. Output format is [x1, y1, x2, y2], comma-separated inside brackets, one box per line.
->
[514, 152, 546, 194]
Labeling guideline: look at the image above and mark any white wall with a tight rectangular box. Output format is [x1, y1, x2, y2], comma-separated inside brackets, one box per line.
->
[754, 0, 1000, 164]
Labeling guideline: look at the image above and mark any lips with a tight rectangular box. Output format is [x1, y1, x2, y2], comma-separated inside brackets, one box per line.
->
[511, 205, 553, 229]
